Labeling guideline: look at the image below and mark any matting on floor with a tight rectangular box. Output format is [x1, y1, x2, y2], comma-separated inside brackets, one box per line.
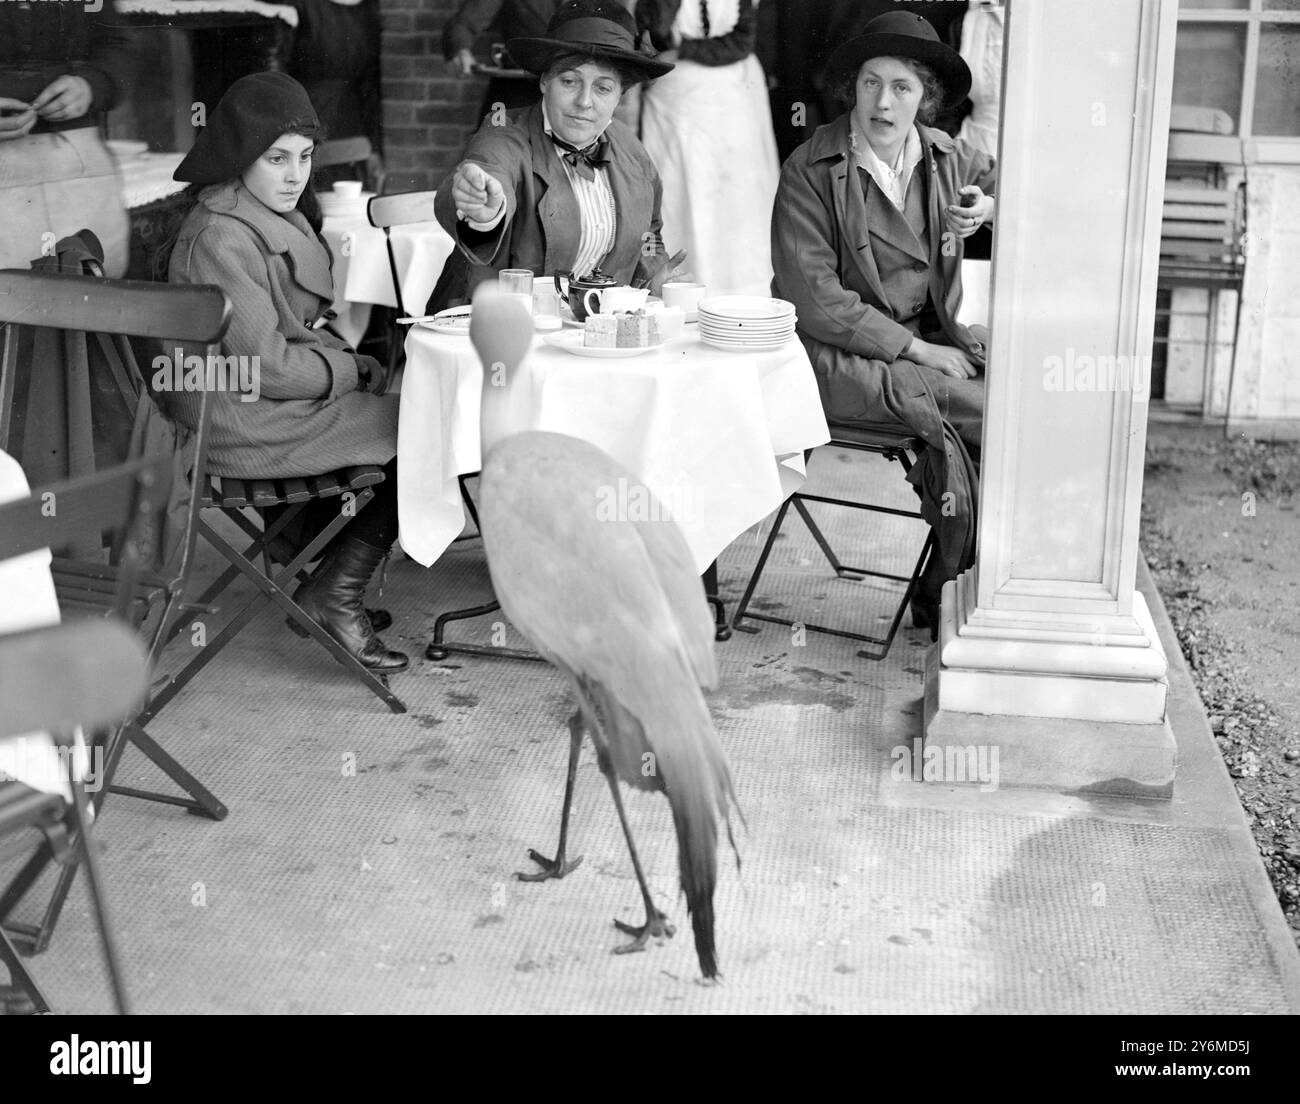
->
[4, 447, 1297, 1013]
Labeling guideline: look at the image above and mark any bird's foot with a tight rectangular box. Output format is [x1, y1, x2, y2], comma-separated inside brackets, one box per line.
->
[514, 849, 584, 882]
[612, 909, 676, 954]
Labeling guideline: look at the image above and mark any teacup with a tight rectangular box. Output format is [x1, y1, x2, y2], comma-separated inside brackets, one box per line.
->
[332, 180, 363, 198]
[584, 285, 649, 317]
[661, 281, 707, 318]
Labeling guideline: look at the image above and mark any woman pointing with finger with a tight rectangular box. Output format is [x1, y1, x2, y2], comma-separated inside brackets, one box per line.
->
[426, 0, 682, 315]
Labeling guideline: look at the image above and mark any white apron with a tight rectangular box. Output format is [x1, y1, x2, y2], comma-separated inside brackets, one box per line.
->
[640, 5, 779, 298]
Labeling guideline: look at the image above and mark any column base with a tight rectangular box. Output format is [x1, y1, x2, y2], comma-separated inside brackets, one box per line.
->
[923, 648, 1176, 798]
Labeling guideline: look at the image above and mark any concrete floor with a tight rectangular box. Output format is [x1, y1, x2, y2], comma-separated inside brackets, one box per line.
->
[5, 447, 1300, 1013]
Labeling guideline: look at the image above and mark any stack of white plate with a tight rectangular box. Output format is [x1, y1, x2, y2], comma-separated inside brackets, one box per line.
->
[317, 191, 374, 222]
[698, 296, 797, 352]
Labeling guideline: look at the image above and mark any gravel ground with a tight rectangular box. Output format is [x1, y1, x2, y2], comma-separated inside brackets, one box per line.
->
[1141, 422, 1300, 947]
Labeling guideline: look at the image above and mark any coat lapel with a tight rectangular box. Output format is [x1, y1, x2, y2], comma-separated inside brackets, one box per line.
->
[202, 181, 337, 306]
[810, 118, 891, 312]
[603, 126, 653, 276]
[864, 173, 929, 263]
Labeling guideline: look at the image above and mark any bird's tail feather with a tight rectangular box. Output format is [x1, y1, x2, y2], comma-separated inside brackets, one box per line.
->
[658, 686, 736, 982]
[670, 797, 721, 980]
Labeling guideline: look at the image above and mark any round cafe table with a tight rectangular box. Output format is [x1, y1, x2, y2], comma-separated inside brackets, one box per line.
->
[397, 323, 831, 576]
[320, 210, 456, 346]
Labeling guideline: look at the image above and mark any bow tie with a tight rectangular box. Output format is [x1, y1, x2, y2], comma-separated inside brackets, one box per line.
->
[550, 134, 610, 182]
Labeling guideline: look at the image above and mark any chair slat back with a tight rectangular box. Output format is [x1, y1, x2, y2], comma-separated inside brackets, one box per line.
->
[0, 270, 230, 344]
[368, 190, 438, 229]
[315, 136, 372, 170]
[1158, 183, 1244, 284]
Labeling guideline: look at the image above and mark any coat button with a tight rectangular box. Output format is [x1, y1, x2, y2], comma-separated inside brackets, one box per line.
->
[913, 302, 925, 313]
[913, 262, 927, 273]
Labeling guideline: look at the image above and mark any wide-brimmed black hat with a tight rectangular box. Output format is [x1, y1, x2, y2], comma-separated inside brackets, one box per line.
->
[175, 71, 322, 185]
[508, 0, 674, 82]
[824, 11, 972, 106]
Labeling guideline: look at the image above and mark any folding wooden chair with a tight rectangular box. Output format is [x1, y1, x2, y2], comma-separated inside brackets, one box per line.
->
[0, 453, 165, 1014]
[0, 268, 236, 962]
[730, 425, 935, 661]
[144, 459, 408, 716]
[314, 135, 382, 191]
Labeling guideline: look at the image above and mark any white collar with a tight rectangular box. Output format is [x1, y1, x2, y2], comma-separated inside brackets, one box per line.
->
[850, 122, 923, 210]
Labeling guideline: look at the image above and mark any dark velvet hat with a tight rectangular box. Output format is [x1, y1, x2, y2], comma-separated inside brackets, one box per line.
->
[508, 0, 674, 82]
[174, 71, 322, 185]
[824, 11, 972, 107]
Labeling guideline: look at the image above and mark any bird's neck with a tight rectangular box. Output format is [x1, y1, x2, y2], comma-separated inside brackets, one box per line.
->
[479, 360, 537, 457]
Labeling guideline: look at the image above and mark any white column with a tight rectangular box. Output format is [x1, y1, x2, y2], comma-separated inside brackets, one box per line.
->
[924, 0, 1181, 796]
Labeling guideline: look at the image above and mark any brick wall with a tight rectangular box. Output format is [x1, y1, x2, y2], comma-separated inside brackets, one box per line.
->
[379, 0, 487, 193]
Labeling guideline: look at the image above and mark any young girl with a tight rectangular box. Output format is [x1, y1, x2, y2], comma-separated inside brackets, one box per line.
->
[166, 71, 406, 673]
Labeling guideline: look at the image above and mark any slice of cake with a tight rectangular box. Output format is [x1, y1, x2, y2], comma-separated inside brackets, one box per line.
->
[614, 309, 662, 348]
[584, 314, 618, 347]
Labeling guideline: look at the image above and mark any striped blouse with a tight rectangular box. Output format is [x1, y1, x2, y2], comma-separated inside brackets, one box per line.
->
[542, 105, 617, 278]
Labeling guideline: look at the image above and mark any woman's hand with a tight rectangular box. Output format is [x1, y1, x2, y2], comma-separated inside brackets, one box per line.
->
[31, 75, 93, 123]
[0, 98, 36, 141]
[943, 185, 994, 240]
[356, 354, 391, 397]
[903, 337, 979, 380]
[451, 161, 506, 225]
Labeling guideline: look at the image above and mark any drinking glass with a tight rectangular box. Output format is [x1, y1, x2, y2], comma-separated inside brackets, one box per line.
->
[500, 269, 534, 315]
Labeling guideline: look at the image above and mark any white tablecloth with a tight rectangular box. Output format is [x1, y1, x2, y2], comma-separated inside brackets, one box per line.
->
[320, 215, 457, 346]
[0, 451, 85, 800]
[397, 327, 831, 575]
[119, 152, 187, 210]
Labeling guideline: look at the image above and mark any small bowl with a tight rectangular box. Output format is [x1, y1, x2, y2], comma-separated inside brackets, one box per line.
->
[332, 181, 363, 198]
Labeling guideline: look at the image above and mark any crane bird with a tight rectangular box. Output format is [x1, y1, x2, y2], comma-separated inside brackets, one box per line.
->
[470, 286, 740, 980]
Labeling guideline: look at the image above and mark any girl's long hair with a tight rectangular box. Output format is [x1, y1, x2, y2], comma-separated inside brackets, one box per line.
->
[153, 127, 327, 280]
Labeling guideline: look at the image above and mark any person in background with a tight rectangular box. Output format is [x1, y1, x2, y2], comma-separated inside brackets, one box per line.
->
[427, 0, 683, 314]
[636, 0, 780, 298]
[771, 12, 995, 635]
[758, 0, 835, 164]
[288, 0, 384, 186]
[0, 1, 135, 275]
[955, 0, 1002, 157]
[443, 0, 558, 113]
[166, 72, 407, 674]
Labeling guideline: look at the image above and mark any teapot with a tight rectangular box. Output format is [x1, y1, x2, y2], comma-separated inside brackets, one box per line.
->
[554, 267, 619, 323]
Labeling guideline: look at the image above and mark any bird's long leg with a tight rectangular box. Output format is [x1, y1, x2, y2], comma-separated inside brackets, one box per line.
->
[601, 767, 676, 954]
[515, 710, 586, 882]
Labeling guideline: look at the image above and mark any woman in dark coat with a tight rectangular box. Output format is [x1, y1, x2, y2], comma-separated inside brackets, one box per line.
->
[771, 12, 996, 633]
[167, 72, 407, 673]
[427, 0, 682, 314]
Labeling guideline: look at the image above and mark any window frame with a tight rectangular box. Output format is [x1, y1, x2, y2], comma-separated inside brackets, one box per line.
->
[1176, 0, 1300, 142]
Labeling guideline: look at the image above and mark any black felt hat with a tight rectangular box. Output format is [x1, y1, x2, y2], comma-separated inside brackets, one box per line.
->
[824, 11, 972, 107]
[174, 71, 323, 185]
[508, 0, 674, 82]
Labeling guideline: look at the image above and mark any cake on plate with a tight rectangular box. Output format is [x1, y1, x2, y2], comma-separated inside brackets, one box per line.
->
[583, 309, 661, 348]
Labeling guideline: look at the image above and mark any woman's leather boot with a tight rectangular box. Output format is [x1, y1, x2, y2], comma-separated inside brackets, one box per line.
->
[293, 534, 408, 672]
